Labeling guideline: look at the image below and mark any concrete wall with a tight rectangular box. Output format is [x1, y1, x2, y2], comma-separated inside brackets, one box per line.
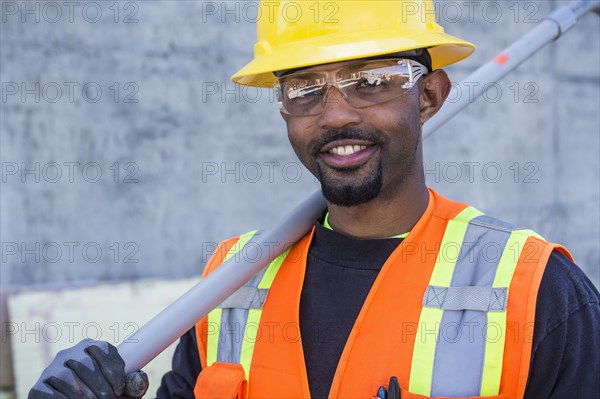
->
[1, 0, 599, 393]
[3, 0, 597, 287]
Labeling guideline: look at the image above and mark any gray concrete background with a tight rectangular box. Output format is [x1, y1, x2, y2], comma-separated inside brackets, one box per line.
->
[1, 0, 599, 288]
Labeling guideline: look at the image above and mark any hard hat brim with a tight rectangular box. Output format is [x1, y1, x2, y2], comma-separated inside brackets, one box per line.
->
[231, 31, 476, 88]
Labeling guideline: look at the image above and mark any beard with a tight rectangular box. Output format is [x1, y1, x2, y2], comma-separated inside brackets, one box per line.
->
[316, 161, 383, 207]
[310, 128, 385, 207]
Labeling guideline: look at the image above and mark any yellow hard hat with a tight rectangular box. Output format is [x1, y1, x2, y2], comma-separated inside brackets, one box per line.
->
[232, 0, 475, 87]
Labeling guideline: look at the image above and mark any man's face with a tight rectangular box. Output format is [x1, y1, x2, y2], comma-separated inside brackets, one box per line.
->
[280, 59, 426, 207]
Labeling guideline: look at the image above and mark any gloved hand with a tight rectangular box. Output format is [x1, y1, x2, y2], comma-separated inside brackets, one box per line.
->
[28, 339, 149, 399]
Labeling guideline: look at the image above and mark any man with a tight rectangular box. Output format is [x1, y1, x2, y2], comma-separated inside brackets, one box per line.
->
[30, 1, 599, 398]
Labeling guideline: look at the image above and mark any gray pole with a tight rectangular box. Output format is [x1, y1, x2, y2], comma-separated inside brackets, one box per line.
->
[119, 0, 600, 373]
[425, 0, 600, 138]
[119, 190, 327, 372]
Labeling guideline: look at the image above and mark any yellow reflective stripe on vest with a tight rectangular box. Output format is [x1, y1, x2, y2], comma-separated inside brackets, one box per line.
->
[239, 248, 290, 380]
[206, 231, 291, 380]
[410, 209, 545, 397]
[206, 230, 257, 367]
[480, 229, 543, 395]
[409, 206, 483, 395]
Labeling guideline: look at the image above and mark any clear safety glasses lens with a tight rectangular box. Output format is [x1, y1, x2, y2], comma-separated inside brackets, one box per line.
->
[274, 59, 427, 116]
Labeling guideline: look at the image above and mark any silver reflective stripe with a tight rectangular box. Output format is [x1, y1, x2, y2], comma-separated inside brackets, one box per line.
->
[215, 232, 272, 365]
[218, 287, 269, 309]
[450, 215, 515, 288]
[217, 308, 247, 363]
[423, 286, 508, 311]
[430, 214, 514, 398]
[469, 214, 520, 232]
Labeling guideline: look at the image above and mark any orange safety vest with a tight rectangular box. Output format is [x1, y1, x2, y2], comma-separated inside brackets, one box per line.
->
[193, 189, 572, 398]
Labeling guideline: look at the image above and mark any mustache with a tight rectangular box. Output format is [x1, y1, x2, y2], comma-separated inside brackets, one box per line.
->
[311, 128, 383, 154]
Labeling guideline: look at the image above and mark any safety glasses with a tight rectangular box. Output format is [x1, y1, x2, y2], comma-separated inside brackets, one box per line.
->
[274, 58, 427, 116]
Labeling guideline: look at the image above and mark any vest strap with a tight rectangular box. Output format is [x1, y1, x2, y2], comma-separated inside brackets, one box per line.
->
[206, 230, 291, 380]
[423, 285, 508, 312]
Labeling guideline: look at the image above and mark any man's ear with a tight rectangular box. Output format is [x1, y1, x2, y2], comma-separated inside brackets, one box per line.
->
[419, 69, 451, 125]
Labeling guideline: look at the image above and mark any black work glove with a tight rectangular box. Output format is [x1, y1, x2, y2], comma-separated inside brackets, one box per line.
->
[28, 339, 149, 399]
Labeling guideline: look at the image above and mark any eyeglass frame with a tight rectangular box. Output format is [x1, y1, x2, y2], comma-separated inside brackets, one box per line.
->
[273, 58, 429, 116]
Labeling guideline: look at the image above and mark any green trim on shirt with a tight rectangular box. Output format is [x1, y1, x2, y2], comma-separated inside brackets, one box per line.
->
[323, 212, 409, 239]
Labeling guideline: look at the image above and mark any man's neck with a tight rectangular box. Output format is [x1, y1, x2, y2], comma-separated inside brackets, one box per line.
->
[325, 183, 429, 239]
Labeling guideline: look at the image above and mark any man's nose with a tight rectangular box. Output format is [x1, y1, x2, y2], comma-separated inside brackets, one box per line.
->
[316, 86, 362, 130]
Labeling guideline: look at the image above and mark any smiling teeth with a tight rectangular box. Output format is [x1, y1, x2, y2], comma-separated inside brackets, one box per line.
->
[330, 145, 367, 155]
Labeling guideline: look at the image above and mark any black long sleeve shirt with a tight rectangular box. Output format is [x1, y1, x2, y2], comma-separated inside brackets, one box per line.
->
[156, 223, 600, 398]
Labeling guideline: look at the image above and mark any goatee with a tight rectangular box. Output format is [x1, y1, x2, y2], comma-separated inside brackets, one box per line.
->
[317, 162, 383, 207]
[311, 128, 385, 207]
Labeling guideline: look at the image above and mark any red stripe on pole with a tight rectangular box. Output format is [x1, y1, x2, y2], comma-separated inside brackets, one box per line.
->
[495, 54, 509, 64]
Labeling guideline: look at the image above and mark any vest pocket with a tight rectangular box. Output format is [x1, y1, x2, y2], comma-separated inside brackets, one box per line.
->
[194, 362, 247, 399]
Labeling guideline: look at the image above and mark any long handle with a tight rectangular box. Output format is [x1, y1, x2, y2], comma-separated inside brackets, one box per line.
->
[425, 0, 600, 138]
[119, 191, 326, 372]
[119, 0, 600, 373]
